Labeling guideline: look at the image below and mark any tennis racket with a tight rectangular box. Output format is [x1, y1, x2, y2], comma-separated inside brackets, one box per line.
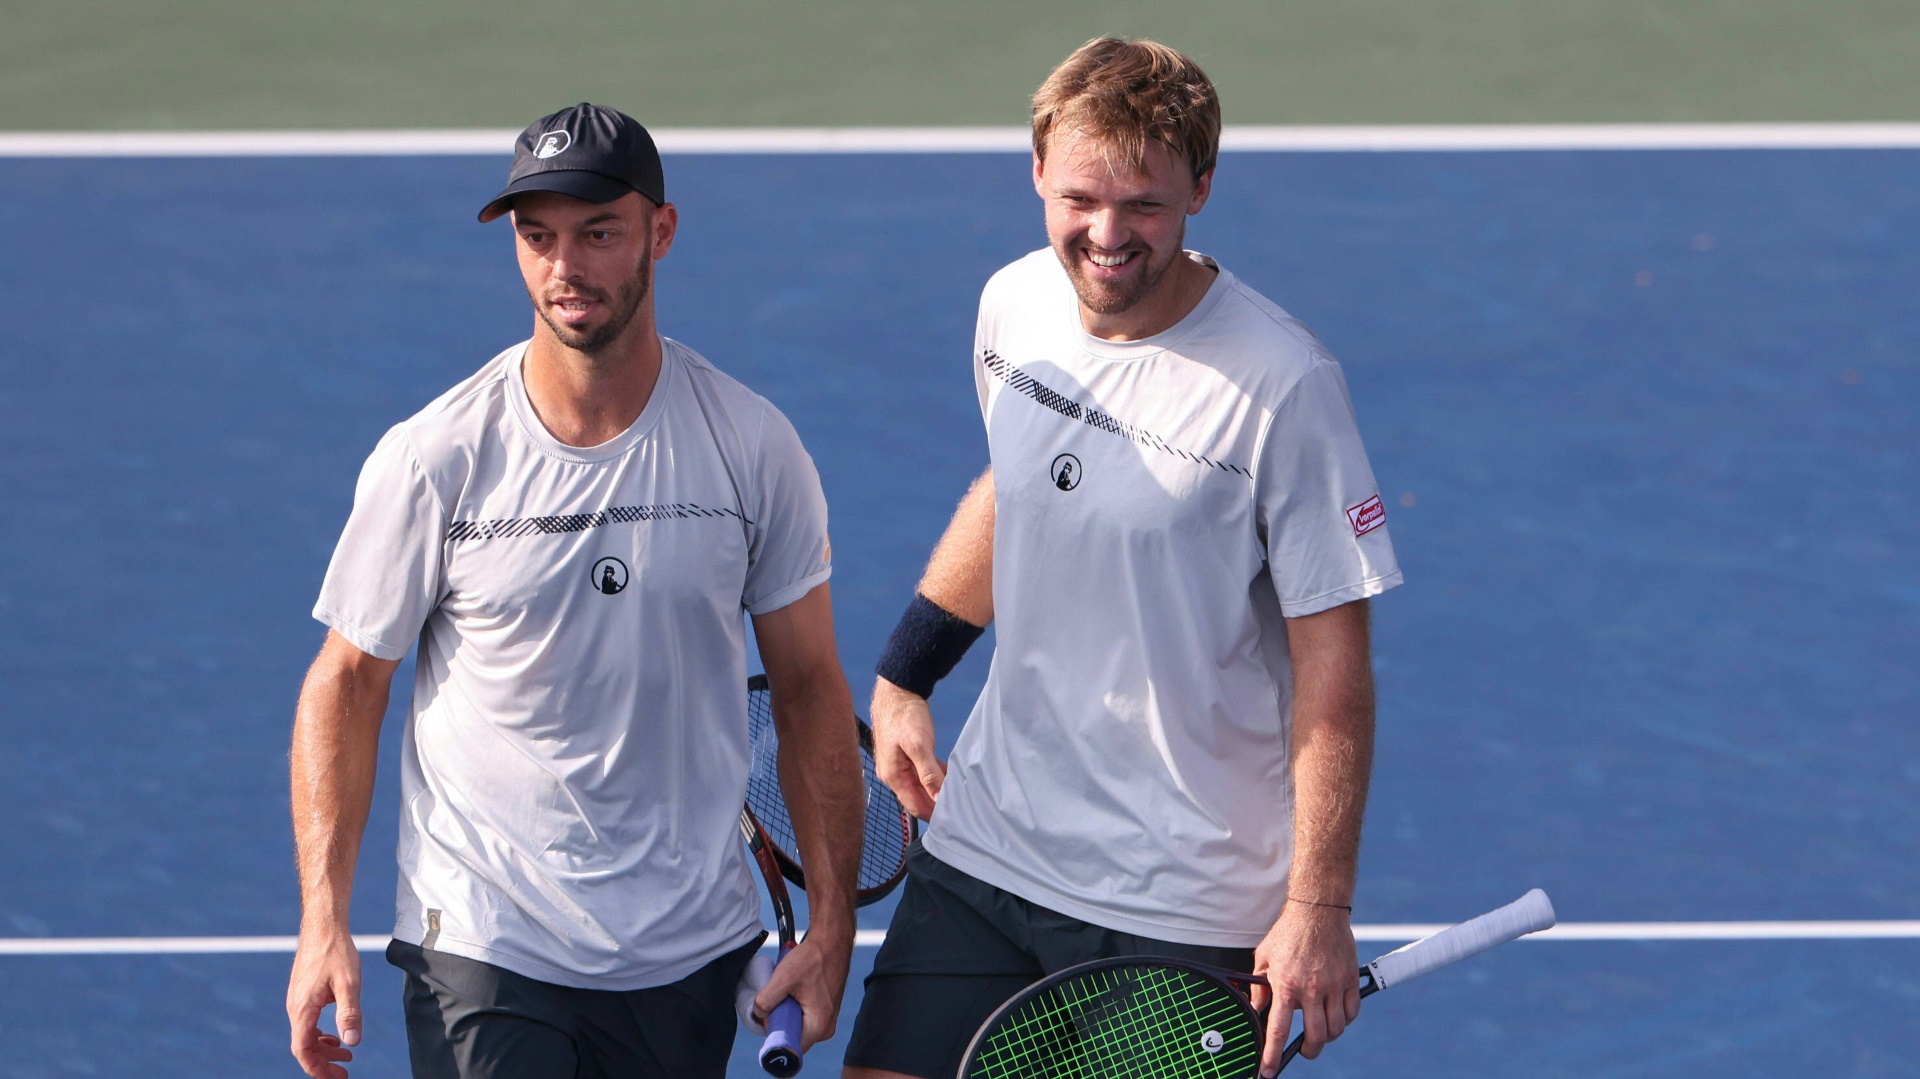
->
[957, 888, 1556, 1079]
[741, 673, 918, 1076]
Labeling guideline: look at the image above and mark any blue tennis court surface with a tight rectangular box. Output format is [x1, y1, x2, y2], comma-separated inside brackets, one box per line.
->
[0, 147, 1914, 1077]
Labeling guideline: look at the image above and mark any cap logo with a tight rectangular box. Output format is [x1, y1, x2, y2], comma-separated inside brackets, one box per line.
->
[533, 130, 572, 159]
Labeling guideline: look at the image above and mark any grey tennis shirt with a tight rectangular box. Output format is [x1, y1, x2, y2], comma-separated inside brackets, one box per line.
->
[315, 339, 831, 990]
[923, 251, 1402, 947]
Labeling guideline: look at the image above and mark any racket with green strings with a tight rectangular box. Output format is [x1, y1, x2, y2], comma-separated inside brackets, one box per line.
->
[957, 889, 1556, 1078]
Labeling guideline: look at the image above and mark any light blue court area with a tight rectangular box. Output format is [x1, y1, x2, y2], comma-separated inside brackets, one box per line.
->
[0, 146, 1914, 1077]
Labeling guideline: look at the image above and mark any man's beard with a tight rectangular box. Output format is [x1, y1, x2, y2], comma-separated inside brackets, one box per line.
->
[1055, 218, 1185, 316]
[532, 252, 651, 356]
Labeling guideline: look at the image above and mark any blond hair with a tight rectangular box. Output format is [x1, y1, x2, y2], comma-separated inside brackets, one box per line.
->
[1031, 37, 1221, 182]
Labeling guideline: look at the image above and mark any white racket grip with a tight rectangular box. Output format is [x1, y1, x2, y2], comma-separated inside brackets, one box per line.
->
[736, 952, 775, 1036]
[1367, 888, 1556, 990]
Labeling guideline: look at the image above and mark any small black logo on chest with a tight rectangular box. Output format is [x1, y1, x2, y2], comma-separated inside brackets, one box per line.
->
[1050, 453, 1082, 491]
[590, 557, 629, 595]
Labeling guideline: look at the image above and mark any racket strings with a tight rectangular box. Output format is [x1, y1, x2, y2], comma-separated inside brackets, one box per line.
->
[746, 685, 912, 895]
[1107, 969, 1256, 1078]
[745, 691, 803, 853]
[855, 749, 910, 888]
[967, 965, 1260, 1079]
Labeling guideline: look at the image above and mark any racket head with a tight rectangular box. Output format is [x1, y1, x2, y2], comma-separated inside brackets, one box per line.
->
[745, 673, 916, 904]
[959, 956, 1266, 1079]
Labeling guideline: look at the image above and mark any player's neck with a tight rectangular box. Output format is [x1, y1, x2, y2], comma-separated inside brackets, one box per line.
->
[1078, 253, 1217, 342]
[522, 315, 664, 448]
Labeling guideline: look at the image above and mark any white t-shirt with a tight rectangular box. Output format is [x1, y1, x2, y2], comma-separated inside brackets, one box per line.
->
[922, 250, 1402, 947]
[314, 338, 831, 990]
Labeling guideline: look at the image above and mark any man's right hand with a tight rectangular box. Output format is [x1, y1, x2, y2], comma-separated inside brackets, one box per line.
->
[286, 925, 363, 1078]
[871, 677, 945, 821]
[752, 922, 856, 1052]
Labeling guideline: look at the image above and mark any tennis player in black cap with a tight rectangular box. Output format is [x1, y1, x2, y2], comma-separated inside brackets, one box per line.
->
[287, 102, 865, 1079]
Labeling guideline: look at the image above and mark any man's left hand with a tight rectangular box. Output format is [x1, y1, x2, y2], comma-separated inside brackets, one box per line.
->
[1248, 900, 1360, 1076]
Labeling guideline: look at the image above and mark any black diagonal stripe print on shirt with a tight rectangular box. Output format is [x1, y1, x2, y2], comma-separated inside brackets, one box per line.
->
[447, 503, 746, 542]
[980, 350, 1252, 477]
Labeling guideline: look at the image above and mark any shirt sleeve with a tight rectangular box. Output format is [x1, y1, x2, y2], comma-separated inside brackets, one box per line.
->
[741, 402, 832, 616]
[1254, 360, 1404, 617]
[312, 425, 449, 660]
[973, 283, 995, 421]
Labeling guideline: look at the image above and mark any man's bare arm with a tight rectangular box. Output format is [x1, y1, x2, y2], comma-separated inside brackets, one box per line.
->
[751, 582, 864, 1050]
[915, 468, 995, 625]
[286, 630, 400, 1079]
[1252, 598, 1375, 1077]
[871, 468, 994, 818]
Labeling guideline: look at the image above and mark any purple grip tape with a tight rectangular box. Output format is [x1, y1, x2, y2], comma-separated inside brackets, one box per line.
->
[757, 949, 804, 1077]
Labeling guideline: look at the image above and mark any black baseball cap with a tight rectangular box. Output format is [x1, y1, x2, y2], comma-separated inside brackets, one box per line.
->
[478, 103, 665, 223]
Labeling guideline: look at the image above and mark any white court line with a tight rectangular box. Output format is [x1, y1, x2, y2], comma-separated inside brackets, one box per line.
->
[3, 124, 1920, 158]
[0, 935, 388, 956]
[2, 922, 1916, 956]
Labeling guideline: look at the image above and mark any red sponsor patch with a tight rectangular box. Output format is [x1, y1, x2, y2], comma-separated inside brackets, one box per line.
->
[1347, 494, 1386, 537]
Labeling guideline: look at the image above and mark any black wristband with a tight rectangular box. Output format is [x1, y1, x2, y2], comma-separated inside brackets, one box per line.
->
[875, 592, 985, 699]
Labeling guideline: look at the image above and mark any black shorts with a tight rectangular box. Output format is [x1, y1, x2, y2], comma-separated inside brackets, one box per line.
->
[843, 843, 1256, 1078]
[387, 936, 760, 1079]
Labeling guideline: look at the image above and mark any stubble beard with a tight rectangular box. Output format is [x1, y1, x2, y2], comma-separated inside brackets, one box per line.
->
[532, 251, 652, 357]
[1056, 217, 1186, 316]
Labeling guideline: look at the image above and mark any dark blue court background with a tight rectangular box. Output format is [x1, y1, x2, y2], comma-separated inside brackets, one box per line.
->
[0, 149, 1914, 1076]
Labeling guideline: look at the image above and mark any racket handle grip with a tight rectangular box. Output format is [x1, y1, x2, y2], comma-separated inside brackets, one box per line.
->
[1369, 888, 1557, 990]
[757, 947, 804, 1077]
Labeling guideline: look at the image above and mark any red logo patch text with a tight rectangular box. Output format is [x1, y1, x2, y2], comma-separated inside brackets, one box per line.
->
[1347, 495, 1386, 537]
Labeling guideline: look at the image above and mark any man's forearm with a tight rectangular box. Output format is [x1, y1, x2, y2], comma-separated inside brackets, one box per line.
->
[754, 586, 864, 932]
[773, 665, 865, 931]
[916, 469, 995, 627]
[873, 470, 995, 706]
[1283, 600, 1375, 907]
[290, 637, 393, 932]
